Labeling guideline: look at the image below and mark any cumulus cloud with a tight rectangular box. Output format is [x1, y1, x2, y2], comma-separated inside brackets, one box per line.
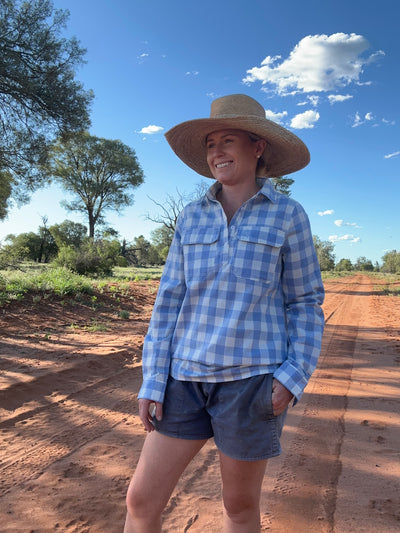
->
[352, 112, 374, 127]
[334, 219, 362, 228]
[243, 33, 384, 95]
[264, 109, 288, 124]
[328, 94, 353, 104]
[139, 125, 164, 135]
[384, 150, 400, 159]
[290, 110, 320, 129]
[318, 209, 335, 216]
[329, 234, 361, 243]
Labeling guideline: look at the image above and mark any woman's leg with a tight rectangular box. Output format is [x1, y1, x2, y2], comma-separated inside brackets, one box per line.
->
[219, 451, 268, 533]
[124, 431, 207, 533]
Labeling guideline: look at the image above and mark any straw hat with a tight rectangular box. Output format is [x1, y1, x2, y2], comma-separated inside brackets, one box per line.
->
[165, 94, 310, 178]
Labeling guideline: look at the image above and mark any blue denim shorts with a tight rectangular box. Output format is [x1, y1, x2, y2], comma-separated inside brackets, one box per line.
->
[153, 374, 287, 461]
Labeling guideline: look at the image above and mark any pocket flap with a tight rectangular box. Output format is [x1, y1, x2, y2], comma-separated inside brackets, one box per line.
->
[237, 226, 285, 248]
[181, 227, 220, 245]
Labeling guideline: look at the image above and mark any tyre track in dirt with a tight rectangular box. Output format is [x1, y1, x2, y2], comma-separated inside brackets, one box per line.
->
[0, 362, 142, 497]
[259, 274, 400, 532]
[1, 275, 399, 532]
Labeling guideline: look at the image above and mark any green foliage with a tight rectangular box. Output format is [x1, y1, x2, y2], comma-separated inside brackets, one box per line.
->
[381, 250, 400, 274]
[335, 258, 353, 272]
[122, 235, 163, 267]
[54, 238, 122, 277]
[0, 237, 30, 268]
[354, 256, 374, 271]
[313, 235, 335, 271]
[112, 266, 163, 281]
[0, 0, 93, 217]
[46, 132, 144, 237]
[270, 177, 294, 197]
[150, 225, 174, 261]
[49, 220, 88, 249]
[0, 266, 93, 304]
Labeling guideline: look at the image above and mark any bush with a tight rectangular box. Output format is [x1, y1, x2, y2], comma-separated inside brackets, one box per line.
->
[54, 239, 121, 277]
[0, 267, 94, 304]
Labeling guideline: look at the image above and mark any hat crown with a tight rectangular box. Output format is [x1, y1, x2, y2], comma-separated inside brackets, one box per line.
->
[210, 94, 266, 120]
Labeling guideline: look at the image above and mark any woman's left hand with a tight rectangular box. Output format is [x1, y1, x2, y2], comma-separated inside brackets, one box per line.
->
[272, 379, 294, 416]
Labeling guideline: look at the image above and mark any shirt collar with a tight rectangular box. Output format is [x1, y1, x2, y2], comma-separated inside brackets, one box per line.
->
[205, 178, 279, 204]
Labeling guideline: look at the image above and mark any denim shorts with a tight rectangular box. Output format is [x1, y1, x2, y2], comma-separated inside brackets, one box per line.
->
[153, 374, 287, 461]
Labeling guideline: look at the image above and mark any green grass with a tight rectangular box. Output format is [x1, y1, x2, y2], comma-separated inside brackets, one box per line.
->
[0, 266, 94, 304]
[0, 264, 163, 305]
[112, 266, 163, 281]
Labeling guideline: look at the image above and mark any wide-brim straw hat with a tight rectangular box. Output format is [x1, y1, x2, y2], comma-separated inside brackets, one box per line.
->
[165, 94, 310, 179]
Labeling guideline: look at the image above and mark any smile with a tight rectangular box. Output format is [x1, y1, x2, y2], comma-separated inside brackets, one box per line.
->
[215, 161, 232, 169]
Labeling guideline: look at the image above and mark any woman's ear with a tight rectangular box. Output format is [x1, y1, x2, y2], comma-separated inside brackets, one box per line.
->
[255, 139, 267, 158]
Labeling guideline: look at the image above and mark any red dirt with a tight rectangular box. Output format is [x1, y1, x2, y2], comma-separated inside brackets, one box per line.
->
[0, 275, 399, 532]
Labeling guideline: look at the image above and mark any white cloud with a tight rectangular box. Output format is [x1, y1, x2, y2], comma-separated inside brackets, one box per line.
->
[264, 109, 288, 124]
[307, 95, 320, 107]
[352, 112, 362, 127]
[352, 111, 374, 127]
[328, 94, 353, 104]
[243, 33, 384, 95]
[384, 150, 400, 159]
[318, 209, 334, 216]
[290, 110, 320, 129]
[139, 125, 164, 135]
[329, 234, 361, 243]
[185, 71, 199, 76]
[334, 219, 362, 228]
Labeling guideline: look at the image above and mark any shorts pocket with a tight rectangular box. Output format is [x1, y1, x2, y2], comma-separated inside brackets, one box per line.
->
[232, 226, 285, 284]
[252, 374, 275, 420]
[181, 227, 221, 281]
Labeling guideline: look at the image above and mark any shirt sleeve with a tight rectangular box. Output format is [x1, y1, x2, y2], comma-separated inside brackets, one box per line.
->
[273, 202, 325, 401]
[138, 215, 187, 403]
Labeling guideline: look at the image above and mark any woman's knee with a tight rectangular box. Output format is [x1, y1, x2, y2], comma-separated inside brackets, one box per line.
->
[223, 492, 259, 519]
[126, 481, 160, 520]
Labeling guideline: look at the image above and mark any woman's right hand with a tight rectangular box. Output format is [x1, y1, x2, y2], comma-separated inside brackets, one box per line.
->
[138, 398, 163, 432]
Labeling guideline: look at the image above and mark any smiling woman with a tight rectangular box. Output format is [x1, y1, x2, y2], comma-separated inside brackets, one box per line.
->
[123, 94, 325, 533]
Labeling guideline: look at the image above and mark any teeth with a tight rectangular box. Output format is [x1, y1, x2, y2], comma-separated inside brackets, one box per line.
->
[216, 162, 230, 168]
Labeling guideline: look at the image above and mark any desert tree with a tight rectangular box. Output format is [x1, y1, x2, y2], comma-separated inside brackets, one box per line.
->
[270, 177, 294, 196]
[0, 0, 93, 217]
[146, 181, 209, 234]
[46, 132, 144, 238]
[381, 250, 400, 274]
[313, 235, 335, 271]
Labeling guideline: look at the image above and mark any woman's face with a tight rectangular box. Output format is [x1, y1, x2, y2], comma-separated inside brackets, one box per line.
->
[206, 129, 265, 186]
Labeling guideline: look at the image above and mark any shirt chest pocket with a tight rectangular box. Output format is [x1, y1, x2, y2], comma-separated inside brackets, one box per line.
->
[181, 228, 221, 281]
[232, 226, 285, 284]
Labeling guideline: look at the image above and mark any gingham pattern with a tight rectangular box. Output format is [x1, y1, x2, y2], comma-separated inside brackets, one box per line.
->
[139, 179, 325, 403]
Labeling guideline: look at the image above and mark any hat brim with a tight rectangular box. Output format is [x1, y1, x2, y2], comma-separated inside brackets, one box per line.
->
[165, 116, 310, 179]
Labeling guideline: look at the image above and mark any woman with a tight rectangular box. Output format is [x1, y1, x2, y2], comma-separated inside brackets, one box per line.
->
[124, 94, 325, 532]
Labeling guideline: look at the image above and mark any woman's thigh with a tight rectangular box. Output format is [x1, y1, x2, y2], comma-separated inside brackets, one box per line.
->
[127, 431, 207, 513]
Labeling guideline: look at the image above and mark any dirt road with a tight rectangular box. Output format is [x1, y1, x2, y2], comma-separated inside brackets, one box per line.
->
[0, 274, 399, 532]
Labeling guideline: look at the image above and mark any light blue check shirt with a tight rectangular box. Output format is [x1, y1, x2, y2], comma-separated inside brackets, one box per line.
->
[138, 178, 324, 404]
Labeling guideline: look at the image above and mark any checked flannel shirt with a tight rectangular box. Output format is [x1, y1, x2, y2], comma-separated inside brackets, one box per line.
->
[138, 178, 325, 404]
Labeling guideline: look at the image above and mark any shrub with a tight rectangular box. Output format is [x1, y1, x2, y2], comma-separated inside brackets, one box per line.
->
[54, 239, 121, 277]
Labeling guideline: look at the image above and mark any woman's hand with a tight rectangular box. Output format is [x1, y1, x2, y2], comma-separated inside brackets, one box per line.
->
[138, 398, 163, 432]
[272, 379, 294, 416]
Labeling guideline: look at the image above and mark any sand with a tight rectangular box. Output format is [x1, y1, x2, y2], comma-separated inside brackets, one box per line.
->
[0, 274, 399, 532]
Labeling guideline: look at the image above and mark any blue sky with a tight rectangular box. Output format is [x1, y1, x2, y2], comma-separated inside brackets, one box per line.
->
[1, 0, 399, 265]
